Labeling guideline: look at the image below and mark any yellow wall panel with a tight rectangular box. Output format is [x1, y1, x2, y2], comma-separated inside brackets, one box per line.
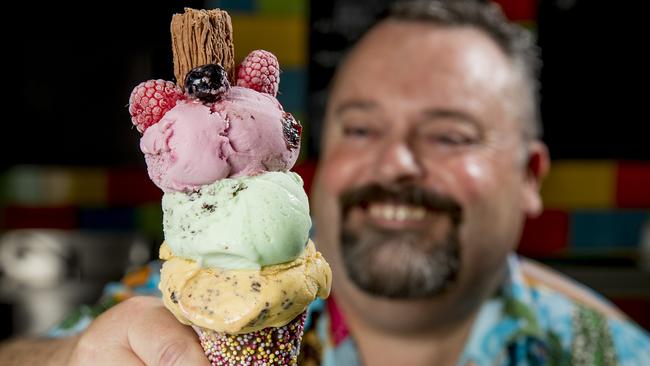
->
[541, 160, 615, 209]
[69, 169, 107, 206]
[231, 15, 306, 67]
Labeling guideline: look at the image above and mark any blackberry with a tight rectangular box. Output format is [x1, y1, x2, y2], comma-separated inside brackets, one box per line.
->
[184, 64, 230, 103]
[282, 112, 302, 150]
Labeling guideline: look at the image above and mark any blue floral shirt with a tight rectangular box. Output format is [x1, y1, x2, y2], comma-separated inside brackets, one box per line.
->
[51, 255, 650, 365]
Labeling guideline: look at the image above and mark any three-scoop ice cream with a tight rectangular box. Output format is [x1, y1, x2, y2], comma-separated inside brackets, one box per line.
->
[129, 59, 330, 336]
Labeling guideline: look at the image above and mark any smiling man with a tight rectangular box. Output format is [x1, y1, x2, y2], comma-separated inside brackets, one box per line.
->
[310, 1, 650, 365]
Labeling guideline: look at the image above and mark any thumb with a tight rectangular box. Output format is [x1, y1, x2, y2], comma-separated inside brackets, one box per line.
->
[127, 297, 210, 366]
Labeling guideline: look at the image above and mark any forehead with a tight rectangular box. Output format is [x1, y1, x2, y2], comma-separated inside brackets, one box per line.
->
[330, 20, 516, 121]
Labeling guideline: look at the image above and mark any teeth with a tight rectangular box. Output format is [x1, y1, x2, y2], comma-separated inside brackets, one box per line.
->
[412, 207, 426, 219]
[395, 206, 407, 221]
[367, 203, 428, 222]
[382, 205, 396, 220]
[369, 205, 382, 218]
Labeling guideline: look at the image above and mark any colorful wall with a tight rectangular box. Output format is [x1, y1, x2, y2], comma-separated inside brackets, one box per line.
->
[2, 0, 647, 333]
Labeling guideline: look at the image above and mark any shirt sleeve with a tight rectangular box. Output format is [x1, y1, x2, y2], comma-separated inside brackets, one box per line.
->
[47, 260, 162, 337]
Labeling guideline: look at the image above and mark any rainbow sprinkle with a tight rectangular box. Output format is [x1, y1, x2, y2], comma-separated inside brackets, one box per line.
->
[198, 312, 306, 366]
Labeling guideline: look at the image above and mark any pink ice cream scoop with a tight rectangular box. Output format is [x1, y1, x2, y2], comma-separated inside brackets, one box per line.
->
[140, 86, 300, 193]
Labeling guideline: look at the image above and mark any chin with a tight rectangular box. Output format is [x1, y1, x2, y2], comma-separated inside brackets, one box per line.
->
[340, 224, 461, 299]
[335, 271, 473, 334]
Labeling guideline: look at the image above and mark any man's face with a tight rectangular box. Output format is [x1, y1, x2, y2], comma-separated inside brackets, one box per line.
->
[312, 21, 547, 314]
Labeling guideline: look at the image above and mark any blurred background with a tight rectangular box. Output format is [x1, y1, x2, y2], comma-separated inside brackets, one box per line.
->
[2, 0, 648, 340]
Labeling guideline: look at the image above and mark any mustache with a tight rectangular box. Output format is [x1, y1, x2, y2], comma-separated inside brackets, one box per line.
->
[339, 183, 463, 224]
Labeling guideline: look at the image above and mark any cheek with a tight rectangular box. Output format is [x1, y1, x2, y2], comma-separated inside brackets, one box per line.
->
[460, 157, 492, 198]
[320, 148, 374, 196]
[461, 141, 527, 195]
[454, 153, 526, 250]
[435, 152, 524, 241]
[440, 155, 502, 205]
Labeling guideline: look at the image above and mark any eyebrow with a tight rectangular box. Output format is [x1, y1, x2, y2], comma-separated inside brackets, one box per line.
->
[332, 102, 483, 129]
[421, 109, 482, 128]
[333, 100, 378, 117]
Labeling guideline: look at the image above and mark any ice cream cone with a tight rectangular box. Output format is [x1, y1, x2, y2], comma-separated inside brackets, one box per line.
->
[129, 8, 331, 366]
[196, 312, 307, 366]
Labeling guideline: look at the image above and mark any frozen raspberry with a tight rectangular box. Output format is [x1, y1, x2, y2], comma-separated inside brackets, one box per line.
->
[129, 80, 182, 133]
[184, 64, 230, 103]
[236, 50, 280, 96]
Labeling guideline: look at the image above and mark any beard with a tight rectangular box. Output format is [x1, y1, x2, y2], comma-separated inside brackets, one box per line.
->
[339, 183, 462, 299]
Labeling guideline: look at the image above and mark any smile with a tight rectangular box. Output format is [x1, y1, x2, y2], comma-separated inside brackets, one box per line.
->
[368, 203, 428, 221]
[356, 202, 442, 230]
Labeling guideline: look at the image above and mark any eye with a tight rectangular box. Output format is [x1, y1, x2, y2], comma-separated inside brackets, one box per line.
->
[428, 133, 475, 146]
[342, 122, 381, 140]
[343, 126, 372, 137]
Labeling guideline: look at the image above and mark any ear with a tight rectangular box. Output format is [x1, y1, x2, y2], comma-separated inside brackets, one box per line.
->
[520, 141, 550, 217]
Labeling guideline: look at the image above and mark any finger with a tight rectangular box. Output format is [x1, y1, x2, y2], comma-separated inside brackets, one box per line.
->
[127, 298, 210, 366]
[78, 350, 146, 366]
[69, 334, 145, 366]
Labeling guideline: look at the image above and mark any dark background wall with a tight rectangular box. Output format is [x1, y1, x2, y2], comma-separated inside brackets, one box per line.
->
[5, 1, 202, 168]
[4, 0, 649, 167]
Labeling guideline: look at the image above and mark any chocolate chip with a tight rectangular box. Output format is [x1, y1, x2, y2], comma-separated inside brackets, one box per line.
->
[246, 308, 269, 327]
[281, 298, 293, 310]
[232, 183, 248, 197]
[202, 203, 216, 213]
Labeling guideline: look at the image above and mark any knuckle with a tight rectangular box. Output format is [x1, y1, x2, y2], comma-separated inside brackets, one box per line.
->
[158, 340, 190, 366]
[70, 334, 99, 364]
[122, 295, 159, 312]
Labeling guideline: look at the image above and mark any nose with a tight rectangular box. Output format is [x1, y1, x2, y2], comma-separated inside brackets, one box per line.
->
[375, 139, 424, 183]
